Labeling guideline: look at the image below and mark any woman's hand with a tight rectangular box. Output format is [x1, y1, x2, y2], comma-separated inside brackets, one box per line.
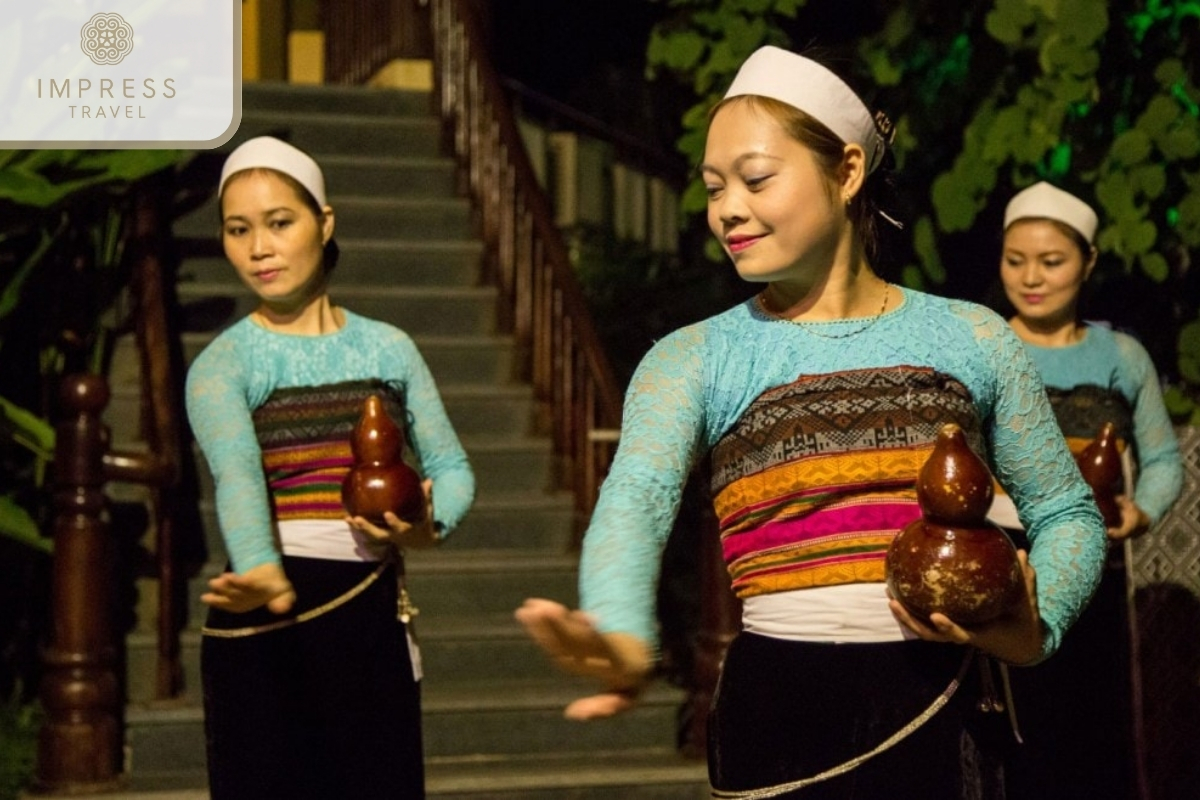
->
[889, 549, 1044, 666]
[515, 598, 653, 720]
[1106, 496, 1150, 541]
[346, 479, 440, 550]
[201, 562, 296, 614]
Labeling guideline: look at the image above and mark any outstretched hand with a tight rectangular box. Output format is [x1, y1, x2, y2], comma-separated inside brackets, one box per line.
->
[889, 549, 1044, 666]
[346, 479, 439, 550]
[201, 562, 296, 614]
[515, 598, 653, 719]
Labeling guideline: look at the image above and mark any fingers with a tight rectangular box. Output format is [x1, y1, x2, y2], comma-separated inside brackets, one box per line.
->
[515, 599, 598, 663]
[267, 589, 297, 614]
[200, 568, 294, 614]
[888, 598, 956, 643]
[564, 690, 638, 720]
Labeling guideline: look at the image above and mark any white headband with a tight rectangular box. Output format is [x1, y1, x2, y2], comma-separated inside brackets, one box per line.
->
[1004, 182, 1098, 243]
[723, 46, 886, 173]
[219, 136, 327, 206]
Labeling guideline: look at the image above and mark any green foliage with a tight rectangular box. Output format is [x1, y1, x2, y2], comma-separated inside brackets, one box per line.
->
[0, 149, 187, 553]
[0, 692, 40, 800]
[646, 0, 1200, 414]
[646, 0, 807, 213]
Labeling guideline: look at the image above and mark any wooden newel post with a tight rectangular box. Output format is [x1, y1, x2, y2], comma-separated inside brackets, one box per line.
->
[35, 374, 124, 793]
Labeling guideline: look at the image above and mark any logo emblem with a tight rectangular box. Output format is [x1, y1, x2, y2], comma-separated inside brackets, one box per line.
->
[80, 13, 134, 65]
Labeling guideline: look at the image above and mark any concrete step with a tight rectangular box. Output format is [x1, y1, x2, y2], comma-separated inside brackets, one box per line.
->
[320, 154, 459, 198]
[122, 680, 686, 774]
[56, 748, 710, 799]
[174, 282, 495, 337]
[126, 610, 587, 705]
[130, 547, 580, 639]
[424, 750, 709, 800]
[178, 237, 483, 287]
[222, 110, 444, 158]
[174, 192, 473, 240]
[240, 82, 436, 118]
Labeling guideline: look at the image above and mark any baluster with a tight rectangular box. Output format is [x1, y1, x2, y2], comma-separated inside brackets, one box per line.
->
[35, 374, 123, 793]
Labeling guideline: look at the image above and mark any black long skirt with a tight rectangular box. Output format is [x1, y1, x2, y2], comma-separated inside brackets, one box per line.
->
[201, 556, 424, 800]
[708, 633, 1011, 799]
[1003, 559, 1138, 800]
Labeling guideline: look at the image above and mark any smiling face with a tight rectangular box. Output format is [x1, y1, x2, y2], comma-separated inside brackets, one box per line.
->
[1000, 218, 1095, 332]
[701, 99, 850, 286]
[220, 169, 334, 311]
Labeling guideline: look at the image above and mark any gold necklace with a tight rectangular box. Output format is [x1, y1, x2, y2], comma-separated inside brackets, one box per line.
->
[755, 282, 891, 340]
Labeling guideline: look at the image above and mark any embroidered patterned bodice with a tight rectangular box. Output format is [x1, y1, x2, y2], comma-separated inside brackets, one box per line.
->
[578, 287, 1106, 659]
[252, 379, 412, 521]
[710, 367, 985, 597]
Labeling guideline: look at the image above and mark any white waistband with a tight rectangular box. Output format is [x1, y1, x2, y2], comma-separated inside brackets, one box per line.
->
[741, 584, 914, 643]
[277, 519, 385, 561]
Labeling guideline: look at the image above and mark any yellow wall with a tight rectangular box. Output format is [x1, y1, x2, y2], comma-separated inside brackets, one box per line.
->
[242, 0, 259, 81]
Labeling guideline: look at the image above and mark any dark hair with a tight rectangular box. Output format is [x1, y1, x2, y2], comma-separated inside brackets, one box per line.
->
[708, 94, 895, 267]
[218, 167, 340, 273]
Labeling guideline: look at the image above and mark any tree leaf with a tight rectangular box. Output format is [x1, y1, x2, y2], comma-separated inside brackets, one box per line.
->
[1139, 252, 1169, 282]
[913, 216, 946, 283]
[1160, 127, 1200, 161]
[1130, 163, 1166, 200]
[0, 495, 51, 555]
[1108, 129, 1152, 166]
[1138, 94, 1180, 140]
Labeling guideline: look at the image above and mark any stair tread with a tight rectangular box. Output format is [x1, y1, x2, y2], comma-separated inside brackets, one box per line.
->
[125, 677, 683, 723]
[317, 153, 455, 168]
[425, 750, 707, 791]
[241, 108, 438, 126]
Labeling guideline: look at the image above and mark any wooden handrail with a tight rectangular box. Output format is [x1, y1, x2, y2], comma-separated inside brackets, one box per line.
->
[127, 178, 189, 701]
[500, 77, 688, 186]
[429, 0, 625, 534]
[321, 0, 432, 85]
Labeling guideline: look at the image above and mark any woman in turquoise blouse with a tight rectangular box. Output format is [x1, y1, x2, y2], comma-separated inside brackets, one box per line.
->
[186, 136, 474, 799]
[995, 181, 1183, 800]
[517, 48, 1107, 799]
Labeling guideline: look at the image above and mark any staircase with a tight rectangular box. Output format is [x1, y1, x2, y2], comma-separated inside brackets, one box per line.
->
[97, 81, 708, 799]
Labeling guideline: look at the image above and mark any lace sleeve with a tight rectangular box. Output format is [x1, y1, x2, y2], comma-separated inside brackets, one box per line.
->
[578, 326, 709, 650]
[184, 337, 280, 573]
[1116, 333, 1183, 523]
[965, 306, 1107, 658]
[381, 331, 475, 535]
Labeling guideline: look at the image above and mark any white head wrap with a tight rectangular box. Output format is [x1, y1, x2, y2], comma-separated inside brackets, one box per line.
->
[219, 136, 327, 206]
[723, 45, 886, 173]
[1004, 182, 1098, 243]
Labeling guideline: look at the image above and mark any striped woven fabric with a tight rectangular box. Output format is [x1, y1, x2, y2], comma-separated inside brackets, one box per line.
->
[709, 366, 986, 598]
[252, 379, 409, 520]
[1046, 384, 1133, 456]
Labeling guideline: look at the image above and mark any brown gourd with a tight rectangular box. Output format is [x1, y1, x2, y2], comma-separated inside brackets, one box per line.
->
[1074, 421, 1123, 529]
[341, 394, 425, 525]
[885, 423, 1024, 625]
